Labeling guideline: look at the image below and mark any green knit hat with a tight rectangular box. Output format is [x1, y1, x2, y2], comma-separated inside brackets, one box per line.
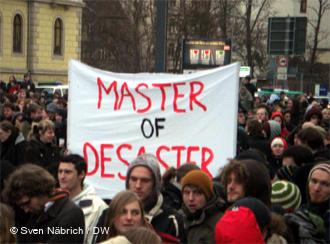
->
[271, 180, 301, 213]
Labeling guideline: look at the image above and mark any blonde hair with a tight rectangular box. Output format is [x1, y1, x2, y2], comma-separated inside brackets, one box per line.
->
[28, 119, 54, 141]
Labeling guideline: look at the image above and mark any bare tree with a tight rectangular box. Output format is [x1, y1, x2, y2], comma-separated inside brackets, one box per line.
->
[167, 0, 224, 72]
[233, 0, 273, 76]
[214, 0, 241, 40]
[120, 0, 156, 72]
[81, 0, 156, 73]
[308, 0, 330, 72]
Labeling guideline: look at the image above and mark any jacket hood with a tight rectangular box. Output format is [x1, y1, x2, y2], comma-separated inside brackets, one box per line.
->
[72, 184, 97, 202]
[242, 159, 272, 208]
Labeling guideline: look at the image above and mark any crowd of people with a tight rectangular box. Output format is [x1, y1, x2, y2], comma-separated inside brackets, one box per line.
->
[0, 74, 329, 243]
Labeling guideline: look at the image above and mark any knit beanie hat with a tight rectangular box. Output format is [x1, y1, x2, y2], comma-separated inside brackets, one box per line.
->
[181, 170, 214, 200]
[215, 197, 270, 244]
[242, 159, 272, 208]
[282, 145, 313, 167]
[276, 165, 298, 182]
[271, 137, 288, 150]
[232, 197, 271, 231]
[271, 111, 284, 121]
[235, 149, 267, 165]
[271, 180, 301, 213]
[215, 207, 264, 244]
[267, 120, 281, 140]
[308, 163, 330, 181]
[125, 154, 161, 192]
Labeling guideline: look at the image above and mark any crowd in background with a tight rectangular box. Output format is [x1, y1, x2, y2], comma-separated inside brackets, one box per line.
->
[0, 74, 329, 243]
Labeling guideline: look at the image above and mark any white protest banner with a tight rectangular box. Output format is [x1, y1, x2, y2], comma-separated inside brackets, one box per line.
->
[68, 60, 239, 198]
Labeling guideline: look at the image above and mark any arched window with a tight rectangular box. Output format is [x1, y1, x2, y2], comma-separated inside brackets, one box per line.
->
[13, 14, 22, 53]
[54, 18, 63, 55]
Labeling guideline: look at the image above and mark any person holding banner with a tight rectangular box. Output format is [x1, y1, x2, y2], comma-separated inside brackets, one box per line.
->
[125, 153, 184, 242]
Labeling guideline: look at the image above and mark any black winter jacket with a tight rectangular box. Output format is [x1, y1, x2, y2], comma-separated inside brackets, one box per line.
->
[18, 196, 85, 243]
[0, 129, 26, 166]
[182, 196, 226, 244]
[24, 138, 61, 178]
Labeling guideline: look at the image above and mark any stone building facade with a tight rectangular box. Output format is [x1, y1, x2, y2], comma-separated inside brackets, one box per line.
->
[0, 0, 84, 84]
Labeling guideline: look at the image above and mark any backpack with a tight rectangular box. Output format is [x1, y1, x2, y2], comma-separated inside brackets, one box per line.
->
[285, 208, 326, 243]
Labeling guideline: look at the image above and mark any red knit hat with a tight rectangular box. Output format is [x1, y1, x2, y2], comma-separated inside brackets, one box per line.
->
[271, 111, 284, 120]
[271, 137, 288, 150]
[215, 207, 265, 244]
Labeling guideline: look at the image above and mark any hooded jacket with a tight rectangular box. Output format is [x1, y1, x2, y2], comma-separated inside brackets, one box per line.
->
[146, 193, 184, 243]
[125, 154, 184, 242]
[72, 184, 108, 243]
[24, 138, 61, 177]
[242, 159, 272, 208]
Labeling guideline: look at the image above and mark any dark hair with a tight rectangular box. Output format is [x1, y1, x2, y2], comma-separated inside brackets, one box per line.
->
[246, 119, 264, 137]
[282, 145, 313, 166]
[26, 103, 42, 116]
[60, 154, 87, 186]
[3, 164, 56, 205]
[304, 107, 323, 124]
[283, 110, 292, 116]
[221, 160, 248, 189]
[297, 127, 324, 151]
[236, 149, 267, 165]
[162, 163, 200, 185]
[221, 159, 271, 207]
[2, 102, 16, 111]
[0, 121, 15, 134]
[8, 75, 16, 82]
[256, 104, 269, 117]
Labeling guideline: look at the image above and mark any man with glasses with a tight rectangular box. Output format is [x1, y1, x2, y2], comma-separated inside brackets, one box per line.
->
[3, 164, 85, 243]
